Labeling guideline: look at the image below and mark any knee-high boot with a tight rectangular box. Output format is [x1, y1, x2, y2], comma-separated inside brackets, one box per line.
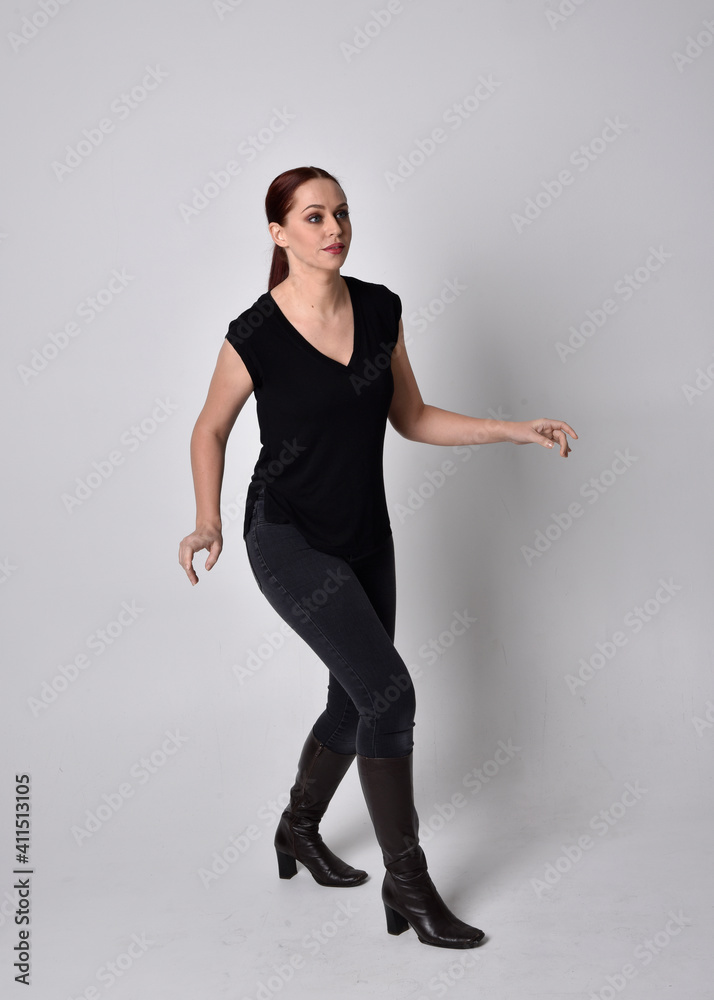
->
[274, 730, 368, 887]
[357, 751, 485, 948]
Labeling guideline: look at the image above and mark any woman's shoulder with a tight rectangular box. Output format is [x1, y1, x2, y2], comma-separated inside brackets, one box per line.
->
[225, 289, 279, 349]
[344, 275, 401, 313]
[227, 289, 276, 330]
[344, 274, 397, 297]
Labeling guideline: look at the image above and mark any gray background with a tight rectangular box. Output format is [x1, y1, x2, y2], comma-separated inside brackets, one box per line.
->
[2, 1, 712, 997]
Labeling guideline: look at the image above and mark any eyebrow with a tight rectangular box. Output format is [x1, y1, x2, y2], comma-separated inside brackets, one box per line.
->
[301, 202, 349, 213]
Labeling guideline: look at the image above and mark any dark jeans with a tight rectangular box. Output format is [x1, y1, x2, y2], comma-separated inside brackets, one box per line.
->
[244, 488, 416, 757]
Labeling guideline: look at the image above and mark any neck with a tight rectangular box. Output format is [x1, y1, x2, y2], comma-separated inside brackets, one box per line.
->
[275, 266, 347, 317]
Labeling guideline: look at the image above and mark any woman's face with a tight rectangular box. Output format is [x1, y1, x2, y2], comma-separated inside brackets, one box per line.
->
[270, 178, 351, 276]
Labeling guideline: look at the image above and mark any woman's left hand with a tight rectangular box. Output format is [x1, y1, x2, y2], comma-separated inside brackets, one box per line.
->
[509, 419, 578, 457]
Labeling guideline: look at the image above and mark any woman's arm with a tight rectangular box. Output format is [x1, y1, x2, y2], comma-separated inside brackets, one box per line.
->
[179, 341, 254, 585]
[388, 319, 577, 456]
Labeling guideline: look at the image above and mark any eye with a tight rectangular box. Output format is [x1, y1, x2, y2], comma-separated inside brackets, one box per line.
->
[306, 209, 350, 223]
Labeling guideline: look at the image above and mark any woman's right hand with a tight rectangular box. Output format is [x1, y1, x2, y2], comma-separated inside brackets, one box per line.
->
[178, 528, 223, 586]
[179, 342, 254, 586]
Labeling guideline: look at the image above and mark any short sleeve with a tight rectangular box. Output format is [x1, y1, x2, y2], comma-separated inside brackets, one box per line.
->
[225, 319, 263, 388]
[377, 283, 401, 334]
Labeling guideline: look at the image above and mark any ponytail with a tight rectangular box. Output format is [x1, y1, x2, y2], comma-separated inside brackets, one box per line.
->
[267, 244, 289, 292]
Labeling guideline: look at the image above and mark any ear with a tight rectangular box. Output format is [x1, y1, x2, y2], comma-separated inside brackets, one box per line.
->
[268, 221, 286, 248]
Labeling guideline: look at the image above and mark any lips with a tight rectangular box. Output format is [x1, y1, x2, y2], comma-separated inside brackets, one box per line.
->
[323, 244, 344, 252]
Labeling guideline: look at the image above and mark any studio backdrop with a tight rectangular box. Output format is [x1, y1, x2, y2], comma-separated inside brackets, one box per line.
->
[2, 1, 712, 997]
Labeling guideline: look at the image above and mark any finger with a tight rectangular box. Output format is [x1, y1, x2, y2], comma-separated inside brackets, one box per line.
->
[549, 420, 578, 440]
[529, 420, 557, 449]
[544, 428, 562, 455]
[553, 429, 569, 457]
[543, 424, 574, 456]
[536, 429, 555, 448]
[178, 542, 199, 586]
[205, 540, 222, 571]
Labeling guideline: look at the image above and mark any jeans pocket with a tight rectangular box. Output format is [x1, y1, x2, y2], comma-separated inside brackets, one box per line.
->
[245, 485, 266, 533]
[254, 490, 266, 524]
[247, 487, 272, 589]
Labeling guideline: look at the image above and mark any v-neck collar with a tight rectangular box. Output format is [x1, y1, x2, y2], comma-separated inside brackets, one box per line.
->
[267, 275, 359, 370]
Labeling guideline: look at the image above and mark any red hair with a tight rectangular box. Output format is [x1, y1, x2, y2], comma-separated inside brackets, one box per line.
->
[265, 166, 344, 291]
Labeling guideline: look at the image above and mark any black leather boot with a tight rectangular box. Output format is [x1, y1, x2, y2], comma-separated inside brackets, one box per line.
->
[357, 751, 485, 948]
[274, 730, 368, 887]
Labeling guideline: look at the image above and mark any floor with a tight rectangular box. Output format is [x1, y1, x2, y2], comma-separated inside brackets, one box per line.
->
[10, 781, 711, 1000]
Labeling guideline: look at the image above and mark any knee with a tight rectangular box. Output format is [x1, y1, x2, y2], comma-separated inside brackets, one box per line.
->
[362, 669, 416, 729]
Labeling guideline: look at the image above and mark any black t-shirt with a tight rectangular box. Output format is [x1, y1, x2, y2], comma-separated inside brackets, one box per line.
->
[225, 274, 401, 558]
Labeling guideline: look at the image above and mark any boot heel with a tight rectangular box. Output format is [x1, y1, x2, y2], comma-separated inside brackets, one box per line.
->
[384, 902, 409, 935]
[276, 849, 298, 879]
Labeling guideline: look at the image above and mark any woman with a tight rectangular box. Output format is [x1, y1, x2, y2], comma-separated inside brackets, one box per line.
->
[178, 165, 577, 949]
